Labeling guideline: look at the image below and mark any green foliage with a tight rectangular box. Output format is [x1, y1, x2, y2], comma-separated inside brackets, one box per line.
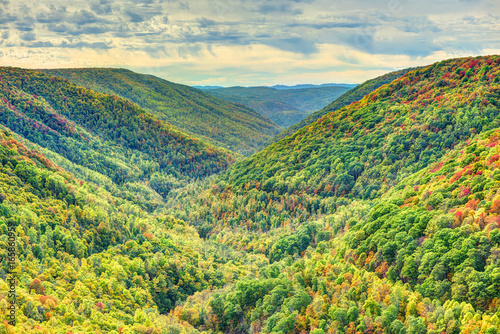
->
[42, 68, 281, 155]
[167, 56, 500, 334]
[0, 67, 235, 199]
[0, 128, 256, 333]
[272, 67, 419, 143]
[3, 55, 500, 334]
[167, 56, 500, 239]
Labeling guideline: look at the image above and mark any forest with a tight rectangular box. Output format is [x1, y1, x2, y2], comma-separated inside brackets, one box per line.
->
[42, 68, 282, 156]
[0, 55, 499, 333]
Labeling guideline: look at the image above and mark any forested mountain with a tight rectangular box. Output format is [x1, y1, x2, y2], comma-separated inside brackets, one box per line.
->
[0, 127, 261, 332]
[168, 56, 500, 234]
[271, 68, 417, 143]
[173, 126, 500, 334]
[41, 68, 281, 155]
[162, 55, 500, 333]
[0, 67, 234, 200]
[202, 84, 355, 128]
[2, 56, 500, 334]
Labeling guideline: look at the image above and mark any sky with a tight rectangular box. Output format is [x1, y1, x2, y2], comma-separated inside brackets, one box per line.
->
[0, 0, 499, 87]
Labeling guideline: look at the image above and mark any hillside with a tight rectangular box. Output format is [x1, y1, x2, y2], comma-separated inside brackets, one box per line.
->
[163, 55, 500, 334]
[202, 84, 355, 128]
[41, 68, 281, 155]
[0, 67, 234, 199]
[167, 55, 500, 235]
[271, 67, 417, 143]
[173, 127, 500, 334]
[0, 127, 263, 333]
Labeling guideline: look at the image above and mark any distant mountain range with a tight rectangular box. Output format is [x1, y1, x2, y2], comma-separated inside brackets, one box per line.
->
[200, 84, 356, 128]
[193, 85, 224, 90]
[271, 83, 356, 90]
[195, 83, 356, 90]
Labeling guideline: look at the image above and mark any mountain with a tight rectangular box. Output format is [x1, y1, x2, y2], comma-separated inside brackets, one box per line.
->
[202, 84, 355, 128]
[175, 126, 500, 334]
[271, 83, 356, 90]
[0, 126, 257, 333]
[41, 68, 281, 155]
[271, 67, 418, 143]
[164, 55, 500, 334]
[4, 55, 500, 334]
[170, 56, 500, 235]
[0, 67, 234, 200]
[193, 85, 224, 90]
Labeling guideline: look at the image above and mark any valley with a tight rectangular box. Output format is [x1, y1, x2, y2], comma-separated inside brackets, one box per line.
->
[0, 55, 499, 334]
[199, 84, 356, 128]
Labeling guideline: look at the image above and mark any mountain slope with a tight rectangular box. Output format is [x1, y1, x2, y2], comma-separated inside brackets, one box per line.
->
[271, 67, 418, 143]
[227, 56, 500, 196]
[0, 127, 261, 333]
[165, 55, 500, 334]
[41, 68, 281, 155]
[0, 67, 234, 198]
[3, 55, 500, 334]
[203, 84, 355, 128]
[166, 55, 500, 235]
[174, 127, 500, 334]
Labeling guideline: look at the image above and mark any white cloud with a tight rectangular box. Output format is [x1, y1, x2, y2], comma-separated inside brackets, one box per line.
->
[0, 0, 498, 85]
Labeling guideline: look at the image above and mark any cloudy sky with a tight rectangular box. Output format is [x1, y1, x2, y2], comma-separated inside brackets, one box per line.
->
[0, 0, 499, 86]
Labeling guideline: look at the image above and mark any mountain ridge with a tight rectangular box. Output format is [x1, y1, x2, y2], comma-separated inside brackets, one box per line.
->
[269, 67, 420, 144]
[0, 67, 235, 200]
[41, 68, 281, 155]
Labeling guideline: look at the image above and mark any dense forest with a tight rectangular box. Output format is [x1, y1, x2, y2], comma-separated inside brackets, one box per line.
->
[167, 56, 500, 236]
[201, 85, 355, 128]
[0, 55, 500, 333]
[0, 127, 259, 332]
[271, 67, 419, 144]
[42, 68, 281, 155]
[0, 67, 236, 201]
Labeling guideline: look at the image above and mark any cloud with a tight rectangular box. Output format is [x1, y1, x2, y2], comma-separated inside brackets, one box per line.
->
[399, 17, 441, 34]
[0, 11, 16, 25]
[287, 21, 373, 29]
[0, 0, 498, 86]
[71, 10, 101, 25]
[124, 7, 163, 23]
[36, 7, 67, 24]
[90, 2, 113, 15]
[47, 24, 70, 33]
[197, 17, 217, 28]
[264, 37, 318, 54]
[59, 40, 113, 49]
[15, 16, 36, 31]
[70, 25, 110, 35]
[257, 3, 303, 14]
[19, 31, 36, 41]
[125, 10, 145, 23]
[28, 40, 55, 47]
